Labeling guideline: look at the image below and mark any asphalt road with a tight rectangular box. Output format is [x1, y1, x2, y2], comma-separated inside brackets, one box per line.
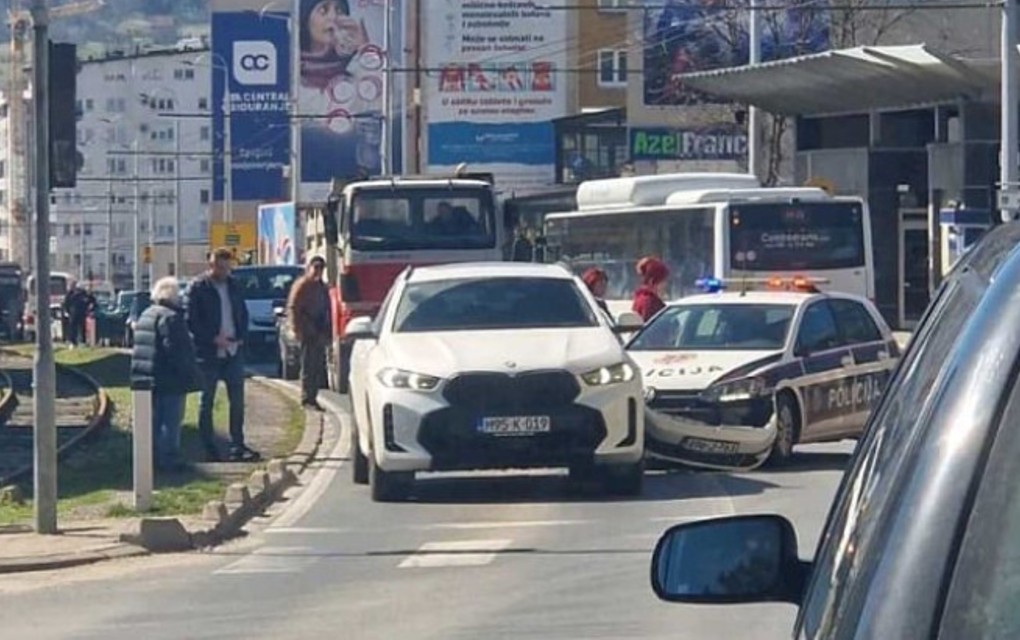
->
[0, 388, 853, 640]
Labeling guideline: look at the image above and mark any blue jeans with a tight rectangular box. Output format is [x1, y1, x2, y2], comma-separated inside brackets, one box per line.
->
[199, 354, 246, 451]
[152, 392, 186, 467]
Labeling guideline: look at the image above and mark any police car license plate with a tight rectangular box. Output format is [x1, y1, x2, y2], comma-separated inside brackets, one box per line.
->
[478, 416, 551, 436]
[682, 438, 739, 455]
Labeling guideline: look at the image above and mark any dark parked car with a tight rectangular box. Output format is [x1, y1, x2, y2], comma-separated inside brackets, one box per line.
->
[124, 291, 151, 347]
[649, 222, 1020, 639]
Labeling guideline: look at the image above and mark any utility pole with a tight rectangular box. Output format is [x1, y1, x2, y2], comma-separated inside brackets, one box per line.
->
[173, 119, 181, 275]
[147, 186, 155, 285]
[78, 215, 85, 281]
[747, 0, 761, 179]
[381, 0, 393, 175]
[223, 87, 232, 223]
[132, 139, 141, 290]
[31, 0, 57, 535]
[106, 176, 113, 282]
[1001, 0, 1019, 222]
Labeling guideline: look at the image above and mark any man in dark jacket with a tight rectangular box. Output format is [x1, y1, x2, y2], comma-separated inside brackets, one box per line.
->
[131, 277, 202, 472]
[287, 255, 331, 410]
[186, 248, 259, 462]
[62, 284, 94, 347]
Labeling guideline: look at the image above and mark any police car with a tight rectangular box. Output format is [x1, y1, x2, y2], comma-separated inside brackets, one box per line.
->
[627, 276, 898, 470]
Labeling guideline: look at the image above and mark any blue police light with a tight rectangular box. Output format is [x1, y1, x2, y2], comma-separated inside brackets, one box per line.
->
[695, 277, 725, 293]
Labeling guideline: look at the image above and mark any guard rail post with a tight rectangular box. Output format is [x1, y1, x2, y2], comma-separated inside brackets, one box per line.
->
[131, 377, 153, 511]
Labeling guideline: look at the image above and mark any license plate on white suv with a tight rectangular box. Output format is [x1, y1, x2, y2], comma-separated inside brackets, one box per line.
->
[477, 416, 551, 436]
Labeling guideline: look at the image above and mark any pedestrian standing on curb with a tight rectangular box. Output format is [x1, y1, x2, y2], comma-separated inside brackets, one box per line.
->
[130, 277, 203, 472]
[62, 283, 92, 348]
[287, 255, 331, 411]
[187, 248, 260, 463]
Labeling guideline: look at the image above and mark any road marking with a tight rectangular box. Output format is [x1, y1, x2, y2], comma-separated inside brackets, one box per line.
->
[265, 527, 350, 534]
[267, 392, 350, 531]
[414, 519, 590, 531]
[398, 539, 513, 568]
[214, 546, 316, 575]
[647, 515, 727, 523]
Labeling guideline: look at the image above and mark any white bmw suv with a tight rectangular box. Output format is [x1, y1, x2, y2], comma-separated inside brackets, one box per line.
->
[347, 262, 646, 502]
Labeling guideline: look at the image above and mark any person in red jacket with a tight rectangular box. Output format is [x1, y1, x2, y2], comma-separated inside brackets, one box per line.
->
[632, 257, 669, 321]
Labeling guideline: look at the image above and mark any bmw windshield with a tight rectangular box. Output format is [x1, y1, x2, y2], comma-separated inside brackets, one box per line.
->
[629, 303, 796, 351]
[393, 277, 599, 333]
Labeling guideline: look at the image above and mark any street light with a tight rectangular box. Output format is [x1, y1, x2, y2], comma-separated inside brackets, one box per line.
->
[185, 53, 232, 223]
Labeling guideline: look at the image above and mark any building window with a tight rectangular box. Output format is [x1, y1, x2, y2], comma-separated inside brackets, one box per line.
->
[200, 159, 210, 173]
[598, 49, 628, 87]
[597, 0, 627, 9]
[199, 189, 210, 204]
[200, 126, 210, 141]
[198, 97, 208, 110]
[85, 98, 94, 111]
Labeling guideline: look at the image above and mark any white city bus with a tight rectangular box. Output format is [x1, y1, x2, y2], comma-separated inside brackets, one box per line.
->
[544, 173, 874, 314]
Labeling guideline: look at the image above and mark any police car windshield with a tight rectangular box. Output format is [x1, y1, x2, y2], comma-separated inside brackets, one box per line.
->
[630, 303, 795, 351]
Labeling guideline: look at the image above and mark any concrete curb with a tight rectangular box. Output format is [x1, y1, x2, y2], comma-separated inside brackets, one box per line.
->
[0, 543, 148, 575]
[120, 378, 327, 553]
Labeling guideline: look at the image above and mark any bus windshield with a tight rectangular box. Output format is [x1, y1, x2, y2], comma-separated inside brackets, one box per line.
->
[729, 201, 866, 271]
[348, 187, 496, 252]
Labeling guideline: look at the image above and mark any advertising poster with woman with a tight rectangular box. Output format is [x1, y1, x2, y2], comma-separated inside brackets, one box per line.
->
[297, 0, 403, 200]
[642, 0, 830, 106]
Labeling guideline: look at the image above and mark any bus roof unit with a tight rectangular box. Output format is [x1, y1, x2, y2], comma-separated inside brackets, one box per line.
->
[576, 173, 760, 211]
[663, 187, 833, 206]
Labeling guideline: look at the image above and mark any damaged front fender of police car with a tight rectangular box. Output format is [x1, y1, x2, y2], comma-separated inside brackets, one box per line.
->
[644, 371, 779, 472]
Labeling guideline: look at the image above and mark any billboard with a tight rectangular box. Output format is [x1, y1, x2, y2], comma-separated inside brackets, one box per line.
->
[642, 0, 829, 106]
[211, 11, 292, 202]
[423, 0, 568, 192]
[258, 202, 298, 266]
[629, 126, 748, 161]
[296, 0, 405, 202]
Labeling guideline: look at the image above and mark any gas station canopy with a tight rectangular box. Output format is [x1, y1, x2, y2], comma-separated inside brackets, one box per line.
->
[676, 44, 1000, 117]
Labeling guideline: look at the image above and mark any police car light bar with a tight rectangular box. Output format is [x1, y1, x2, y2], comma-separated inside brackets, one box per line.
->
[695, 276, 831, 294]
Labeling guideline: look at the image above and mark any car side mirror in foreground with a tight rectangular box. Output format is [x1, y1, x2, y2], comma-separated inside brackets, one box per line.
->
[345, 316, 376, 340]
[614, 311, 644, 333]
[651, 515, 808, 605]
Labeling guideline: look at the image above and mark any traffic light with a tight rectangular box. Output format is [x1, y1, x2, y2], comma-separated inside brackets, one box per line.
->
[49, 41, 77, 189]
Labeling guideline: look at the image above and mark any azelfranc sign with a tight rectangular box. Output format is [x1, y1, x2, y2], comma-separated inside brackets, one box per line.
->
[629, 127, 748, 161]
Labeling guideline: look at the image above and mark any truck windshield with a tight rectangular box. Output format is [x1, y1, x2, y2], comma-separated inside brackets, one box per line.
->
[348, 187, 496, 251]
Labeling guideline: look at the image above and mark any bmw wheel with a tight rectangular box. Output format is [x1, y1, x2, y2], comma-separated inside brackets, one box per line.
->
[768, 393, 800, 466]
[369, 456, 412, 502]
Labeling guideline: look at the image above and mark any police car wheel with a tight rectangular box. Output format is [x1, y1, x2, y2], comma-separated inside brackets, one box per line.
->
[769, 394, 800, 465]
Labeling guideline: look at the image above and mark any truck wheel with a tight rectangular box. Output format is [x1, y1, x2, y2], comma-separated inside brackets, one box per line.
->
[369, 456, 411, 502]
[768, 393, 800, 466]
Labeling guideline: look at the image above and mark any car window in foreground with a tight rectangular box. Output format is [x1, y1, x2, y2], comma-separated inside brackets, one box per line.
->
[628, 303, 795, 351]
[798, 272, 982, 638]
[393, 277, 598, 332]
[939, 368, 1020, 638]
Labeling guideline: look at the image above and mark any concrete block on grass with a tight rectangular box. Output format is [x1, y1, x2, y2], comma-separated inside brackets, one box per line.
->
[202, 500, 229, 525]
[248, 470, 272, 499]
[119, 518, 193, 552]
[224, 483, 252, 507]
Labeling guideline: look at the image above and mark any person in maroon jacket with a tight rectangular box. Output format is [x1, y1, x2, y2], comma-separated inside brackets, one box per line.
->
[632, 257, 670, 321]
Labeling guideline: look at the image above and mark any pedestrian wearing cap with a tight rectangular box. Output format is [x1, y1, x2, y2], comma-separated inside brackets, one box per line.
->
[287, 255, 331, 410]
[632, 257, 670, 321]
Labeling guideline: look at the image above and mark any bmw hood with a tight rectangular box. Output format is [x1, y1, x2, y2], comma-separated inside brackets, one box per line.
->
[628, 350, 783, 392]
[381, 328, 628, 379]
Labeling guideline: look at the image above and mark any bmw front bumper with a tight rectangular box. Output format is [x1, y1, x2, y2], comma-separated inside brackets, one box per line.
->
[366, 372, 644, 474]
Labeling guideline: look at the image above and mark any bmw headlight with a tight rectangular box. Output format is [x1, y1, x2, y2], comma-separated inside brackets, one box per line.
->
[702, 376, 768, 403]
[581, 362, 636, 386]
[376, 368, 441, 391]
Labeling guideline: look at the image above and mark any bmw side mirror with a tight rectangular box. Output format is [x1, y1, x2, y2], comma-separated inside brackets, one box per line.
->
[650, 514, 809, 606]
[614, 311, 644, 333]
